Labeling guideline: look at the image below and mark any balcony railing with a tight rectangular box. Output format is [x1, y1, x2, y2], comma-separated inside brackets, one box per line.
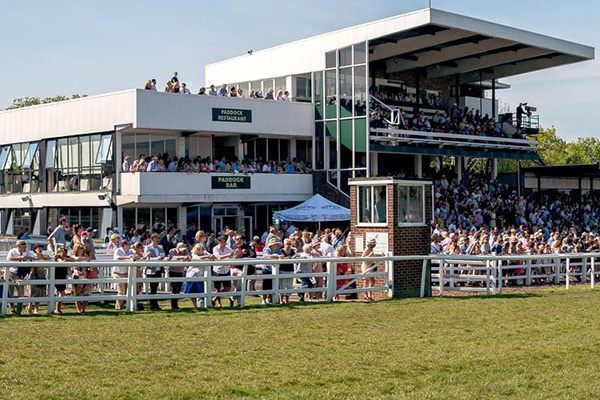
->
[371, 127, 537, 153]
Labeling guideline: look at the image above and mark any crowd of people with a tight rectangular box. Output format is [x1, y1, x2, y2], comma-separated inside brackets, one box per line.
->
[371, 85, 442, 108]
[370, 104, 523, 140]
[122, 153, 313, 174]
[143, 72, 293, 101]
[2, 220, 385, 315]
[430, 169, 600, 281]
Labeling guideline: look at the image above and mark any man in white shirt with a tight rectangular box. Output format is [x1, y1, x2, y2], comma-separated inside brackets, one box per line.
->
[319, 237, 335, 256]
[48, 217, 69, 253]
[122, 156, 132, 172]
[6, 240, 34, 314]
[181, 83, 191, 95]
[150, 79, 157, 91]
[144, 233, 165, 310]
[113, 240, 135, 310]
[146, 156, 159, 172]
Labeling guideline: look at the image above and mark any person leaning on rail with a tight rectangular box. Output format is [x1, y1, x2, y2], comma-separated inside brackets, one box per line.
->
[5, 239, 34, 315]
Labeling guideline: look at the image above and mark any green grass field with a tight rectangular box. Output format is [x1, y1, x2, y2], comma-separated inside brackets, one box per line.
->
[2, 287, 600, 399]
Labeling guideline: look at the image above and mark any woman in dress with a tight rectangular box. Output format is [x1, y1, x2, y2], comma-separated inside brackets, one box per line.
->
[276, 90, 285, 101]
[186, 243, 215, 308]
[361, 238, 377, 301]
[53, 245, 73, 314]
[334, 244, 351, 300]
[71, 243, 91, 313]
[279, 238, 296, 305]
[26, 244, 49, 315]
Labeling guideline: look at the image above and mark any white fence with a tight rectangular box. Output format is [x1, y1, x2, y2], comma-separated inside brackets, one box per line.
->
[0, 256, 394, 315]
[430, 253, 600, 295]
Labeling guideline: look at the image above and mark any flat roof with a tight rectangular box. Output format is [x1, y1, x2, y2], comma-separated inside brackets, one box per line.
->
[522, 163, 600, 178]
[206, 8, 594, 85]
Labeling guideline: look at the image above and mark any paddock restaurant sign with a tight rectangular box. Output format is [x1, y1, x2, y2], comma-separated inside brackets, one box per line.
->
[212, 108, 252, 123]
[211, 176, 251, 189]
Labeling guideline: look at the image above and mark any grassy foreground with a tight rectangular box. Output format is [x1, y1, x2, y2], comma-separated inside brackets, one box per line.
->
[2, 287, 600, 399]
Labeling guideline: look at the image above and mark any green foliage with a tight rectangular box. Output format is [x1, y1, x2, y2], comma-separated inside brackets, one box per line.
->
[536, 126, 600, 166]
[4, 94, 87, 110]
[2, 288, 600, 399]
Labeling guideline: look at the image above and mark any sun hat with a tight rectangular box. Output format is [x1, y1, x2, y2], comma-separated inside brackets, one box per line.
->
[267, 237, 281, 247]
[16, 240, 27, 246]
[367, 238, 377, 247]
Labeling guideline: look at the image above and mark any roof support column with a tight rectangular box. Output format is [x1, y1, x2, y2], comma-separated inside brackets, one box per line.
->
[415, 68, 421, 114]
[456, 156, 462, 184]
[454, 73, 460, 109]
[491, 79, 496, 119]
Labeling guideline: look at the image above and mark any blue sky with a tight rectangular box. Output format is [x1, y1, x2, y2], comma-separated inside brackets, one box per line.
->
[0, 0, 597, 141]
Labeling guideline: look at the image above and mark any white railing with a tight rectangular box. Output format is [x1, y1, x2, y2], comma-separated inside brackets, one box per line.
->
[0, 256, 394, 315]
[429, 253, 599, 295]
[371, 127, 537, 151]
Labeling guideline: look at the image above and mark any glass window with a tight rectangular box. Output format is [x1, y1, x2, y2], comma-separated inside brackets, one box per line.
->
[22, 143, 38, 169]
[167, 208, 178, 227]
[135, 133, 150, 159]
[274, 77, 286, 94]
[315, 122, 324, 170]
[150, 134, 165, 157]
[354, 118, 367, 169]
[122, 133, 136, 161]
[279, 139, 290, 161]
[152, 207, 165, 229]
[398, 185, 425, 224]
[339, 46, 352, 67]
[325, 51, 336, 68]
[268, 138, 279, 161]
[250, 81, 261, 92]
[353, 65, 367, 117]
[165, 139, 176, 157]
[96, 134, 112, 164]
[0, 146, 11, 170]
[358, 185, 387, 224]
[262, 79, 273, 93]
[339, 67, 353, 118]
[354, 42, 366, 64]
[325, 70, 337, 119]
[123, 208, 136, 229]
[340, 119, 353, 169]
[137, 208, 150, 229]
[314, 71, 323, 120]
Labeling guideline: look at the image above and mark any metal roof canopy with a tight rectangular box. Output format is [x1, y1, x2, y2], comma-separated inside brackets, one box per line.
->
[521, 163, 600, 178]
[371, 9, 594, 84]
[205, 8, 594, 90]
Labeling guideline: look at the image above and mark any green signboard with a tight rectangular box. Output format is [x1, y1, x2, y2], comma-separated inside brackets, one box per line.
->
[212, 108, 252, 123]
[211, 176, 251, 189]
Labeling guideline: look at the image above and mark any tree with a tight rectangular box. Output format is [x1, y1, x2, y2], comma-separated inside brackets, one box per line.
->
[4, 94, 87, 110]
[565, 136, 600, 164]
[535, 126, 568, 166]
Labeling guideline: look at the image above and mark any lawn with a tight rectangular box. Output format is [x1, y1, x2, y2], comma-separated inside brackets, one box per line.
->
[1, 287, 600, 399]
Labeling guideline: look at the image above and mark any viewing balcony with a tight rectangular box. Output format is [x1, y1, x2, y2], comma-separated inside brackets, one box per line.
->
[370, 128, 538, 160]
[118, 172, 313, 204]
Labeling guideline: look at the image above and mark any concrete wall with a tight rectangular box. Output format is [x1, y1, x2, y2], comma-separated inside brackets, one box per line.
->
[0, 91, 136, 144]
[119, 172, 313, 204]
[135, 90, 313, 137]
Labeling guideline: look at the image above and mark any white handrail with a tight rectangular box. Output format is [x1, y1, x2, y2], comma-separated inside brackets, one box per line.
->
[372, 127, 537, 146]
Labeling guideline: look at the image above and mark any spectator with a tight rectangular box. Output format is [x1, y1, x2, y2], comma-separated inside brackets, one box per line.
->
[212, 235, 233, 308]
[168, 242, 190, 310]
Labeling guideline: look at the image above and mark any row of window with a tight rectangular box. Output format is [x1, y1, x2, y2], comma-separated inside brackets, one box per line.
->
[357, 184, 426, 225]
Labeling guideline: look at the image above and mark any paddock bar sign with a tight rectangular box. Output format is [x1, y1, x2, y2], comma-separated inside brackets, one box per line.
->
[211, 176, 251, 189]
[212, 108, 252, 123]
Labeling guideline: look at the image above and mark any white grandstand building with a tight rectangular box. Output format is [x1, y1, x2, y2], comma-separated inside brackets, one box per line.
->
[0, 8, 594, 238]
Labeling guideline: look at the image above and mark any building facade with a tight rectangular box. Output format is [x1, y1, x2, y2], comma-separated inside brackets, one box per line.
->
[0, 8, 594, 238]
